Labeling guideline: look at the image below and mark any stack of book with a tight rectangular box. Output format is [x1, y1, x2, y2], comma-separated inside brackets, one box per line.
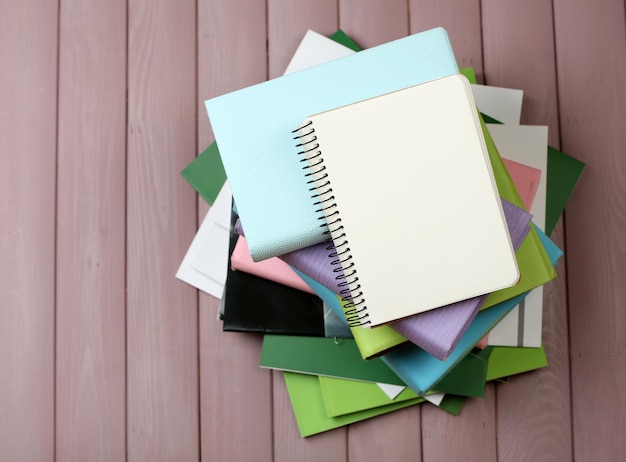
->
[177, 28, 585, 437]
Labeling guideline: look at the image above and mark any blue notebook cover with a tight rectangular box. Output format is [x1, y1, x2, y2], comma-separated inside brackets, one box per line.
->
[381, 226, 563, 395]
[205, 27, 458, 261]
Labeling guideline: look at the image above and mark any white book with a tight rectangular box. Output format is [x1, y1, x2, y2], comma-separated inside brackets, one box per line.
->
[295, 74, 519, 327]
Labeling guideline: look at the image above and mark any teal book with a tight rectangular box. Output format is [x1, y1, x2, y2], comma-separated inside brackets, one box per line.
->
[205, 27, 459, 261]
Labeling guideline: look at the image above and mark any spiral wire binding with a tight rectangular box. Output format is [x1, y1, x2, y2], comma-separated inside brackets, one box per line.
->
[292, 121, 370, 326]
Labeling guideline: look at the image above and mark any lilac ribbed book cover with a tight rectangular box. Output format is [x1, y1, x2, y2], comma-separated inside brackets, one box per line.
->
[236, 198, 532, 360]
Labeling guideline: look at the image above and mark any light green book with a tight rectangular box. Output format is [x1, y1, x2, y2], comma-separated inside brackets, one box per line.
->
[318, 376, 466, 418]
[486, 344, 548, 380]
[283, 371, 424, 438]
[319, 376, 422, 417]
[316, 345, 543, 419]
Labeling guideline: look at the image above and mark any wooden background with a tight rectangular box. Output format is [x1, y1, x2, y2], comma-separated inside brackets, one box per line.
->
[1, 0, 624, 460]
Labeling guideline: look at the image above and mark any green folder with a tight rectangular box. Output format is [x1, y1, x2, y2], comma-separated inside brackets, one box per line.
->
[545, 146, 585, 235]
[319, 375, 423, 417]
[261, 335, 489, 398]
[180, 143, 226, 206]
[315, 344, 545, 420]
[283, 371, 424, 438]
[486, 344, 548, 381]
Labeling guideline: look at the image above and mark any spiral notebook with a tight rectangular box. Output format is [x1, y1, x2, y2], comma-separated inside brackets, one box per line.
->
[294, 74, 519, 327]
[205, 27, 459, 261]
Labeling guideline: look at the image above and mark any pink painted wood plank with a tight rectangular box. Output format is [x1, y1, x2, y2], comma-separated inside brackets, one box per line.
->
[126, 0, 199, 460]
[267, 0, 339, 79]
[197, 1, 273, 461]
[481, 2, 573, 460]
[338, 0, 408, 49]
[55, 1, 127, 460]
[422, 385, 498, 461]
[273, 370, 348, 462]
[409, 0, 483, 82]
[0, 1, 57, 460]
[348, 407, 421, 462]
[482, 0, 560, 144]
[553, 0, 626, 459]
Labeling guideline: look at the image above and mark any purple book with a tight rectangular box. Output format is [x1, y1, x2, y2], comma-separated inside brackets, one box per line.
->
[236, 199, 532, 360]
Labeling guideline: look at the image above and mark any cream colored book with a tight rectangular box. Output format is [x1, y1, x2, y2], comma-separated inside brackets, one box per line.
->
[294, 74, 519, 327]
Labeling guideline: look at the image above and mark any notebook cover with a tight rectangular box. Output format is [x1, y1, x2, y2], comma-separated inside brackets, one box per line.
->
[319, 348, 491, 417]
[295, 269, 407, 359]
[205, 28, 460, 261]
[230, 235, 314, 294]
[299, 74, 518, 327]
[478, 116, 586, 236]
[502, 158, 542, 210]
[222, 211, 326, 336]
[486, 344, 548, 380]
[489, 225, 563, 348]
[478, 118, 556, 310]
[181, 143, 226, 206]
[261, 335, 489, 398]
[279, 198, 531, 359]
[381, 226, 562, 396]
[319, 376, 423, 417]
[545, 146, 586, 235]
[283, 371, 424, 438]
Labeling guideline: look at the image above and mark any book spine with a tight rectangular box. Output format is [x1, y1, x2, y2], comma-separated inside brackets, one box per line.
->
[292, 121, 370, 327]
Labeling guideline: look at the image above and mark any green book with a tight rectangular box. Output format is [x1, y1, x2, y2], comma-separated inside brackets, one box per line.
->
[283, 371, 424, 438]
[180, 143, 226, 206]
[316, 345, 544, 419]
[545, 146, 585, 235]
[261, 335, 489, 398]
[486, 344, 548, 380]
[318, 375, 423, 417]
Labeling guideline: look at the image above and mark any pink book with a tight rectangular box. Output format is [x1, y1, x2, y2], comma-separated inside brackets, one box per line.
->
[230, 235, 315, 295]
[502, 158, 541, 211]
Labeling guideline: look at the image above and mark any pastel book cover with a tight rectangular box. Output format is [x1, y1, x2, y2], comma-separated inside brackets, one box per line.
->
[222, 210, 326, 337]
[205, 27, 460, 261]
[277, 197, 531, 359]
[295, 74, 518, 327]
[381, 225, 563, 396]
[230, 235, 314, 294]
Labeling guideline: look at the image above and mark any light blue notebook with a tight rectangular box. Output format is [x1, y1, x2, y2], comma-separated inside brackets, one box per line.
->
[381, 226, 563, 395]
[205, 27, 458, 261]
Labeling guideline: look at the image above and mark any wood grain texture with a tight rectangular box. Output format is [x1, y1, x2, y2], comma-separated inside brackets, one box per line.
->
[553, 0, 626, 459]
[409, 0, 483, 82]
[197, 1, 273, 461]
[422, 385, 498, 462]
[267, 0, 339, 79]
[55, 1, 127, 460]
[273, 370, 348, 462]
[0, 1, 57, 460]
[482, 0, 560, 145]
[348, 407, 422, 462]
[126, 0, 199, 460]
[3, 1, 626, 459]
[339, 0, 408, 49]
[481, 2, 574, 460]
